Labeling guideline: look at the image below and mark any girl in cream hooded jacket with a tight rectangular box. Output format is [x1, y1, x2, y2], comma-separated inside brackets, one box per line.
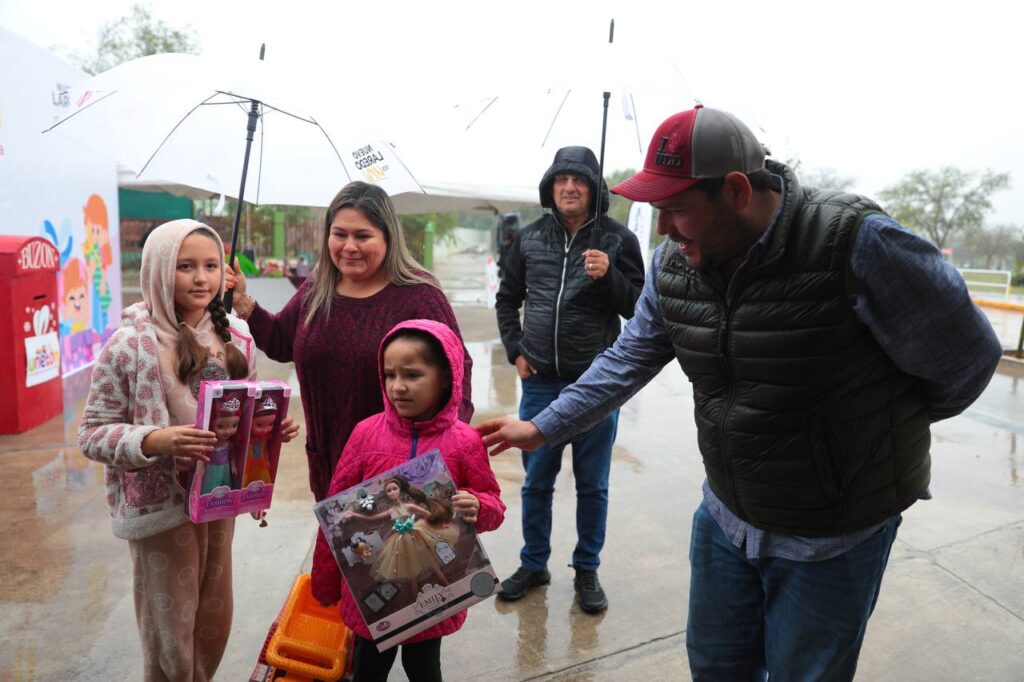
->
[78, 220, 262, 682]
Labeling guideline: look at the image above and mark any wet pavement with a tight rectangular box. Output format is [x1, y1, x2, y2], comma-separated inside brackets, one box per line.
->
[2, 253, 1023, 681]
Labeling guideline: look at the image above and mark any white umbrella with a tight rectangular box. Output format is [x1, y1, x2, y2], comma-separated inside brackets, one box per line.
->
[43, 50, 426, 307]
[451, 34, 698, 178]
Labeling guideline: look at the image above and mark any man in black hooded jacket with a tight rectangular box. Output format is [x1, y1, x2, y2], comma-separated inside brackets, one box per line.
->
[495, 145, 645, 612]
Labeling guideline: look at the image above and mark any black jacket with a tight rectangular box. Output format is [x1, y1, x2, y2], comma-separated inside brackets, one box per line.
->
[496, 147, 646, 380]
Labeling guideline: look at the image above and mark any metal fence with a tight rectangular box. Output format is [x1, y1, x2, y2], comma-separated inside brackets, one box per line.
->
[958, 268, 1012, 295]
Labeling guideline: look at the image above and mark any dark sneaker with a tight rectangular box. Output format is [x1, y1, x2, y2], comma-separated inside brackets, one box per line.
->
[573, 567, 608, 613]
[498, 567, 551, 601]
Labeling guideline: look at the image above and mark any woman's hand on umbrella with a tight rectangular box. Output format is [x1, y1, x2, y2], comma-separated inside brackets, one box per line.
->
[225, 264, 247, 297]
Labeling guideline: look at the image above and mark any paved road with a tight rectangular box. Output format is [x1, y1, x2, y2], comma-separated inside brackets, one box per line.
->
[1, 254, 1022, 680]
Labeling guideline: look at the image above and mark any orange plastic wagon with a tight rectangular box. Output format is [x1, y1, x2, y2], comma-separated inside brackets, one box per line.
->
[265, 573, 353, 681]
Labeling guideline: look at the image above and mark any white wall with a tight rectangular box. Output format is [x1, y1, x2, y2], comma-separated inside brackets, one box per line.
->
[433, 226, 492, 261]
[0, 28, 121, 375]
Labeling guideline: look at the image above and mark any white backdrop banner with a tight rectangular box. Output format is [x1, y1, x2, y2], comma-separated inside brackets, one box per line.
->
[0, 28, 122, 376]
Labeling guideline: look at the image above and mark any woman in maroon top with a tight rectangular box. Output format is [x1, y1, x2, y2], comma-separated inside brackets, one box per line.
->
[228, 182, 473, 500]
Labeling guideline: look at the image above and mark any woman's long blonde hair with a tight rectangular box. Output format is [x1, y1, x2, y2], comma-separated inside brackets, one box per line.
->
[303, 181, 435, 326]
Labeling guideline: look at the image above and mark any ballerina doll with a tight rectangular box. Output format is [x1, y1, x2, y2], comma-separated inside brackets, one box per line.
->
[345, 474, 459, 596]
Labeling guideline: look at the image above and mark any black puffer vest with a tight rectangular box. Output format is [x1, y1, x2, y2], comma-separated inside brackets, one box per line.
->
[657, 162, 931, 535]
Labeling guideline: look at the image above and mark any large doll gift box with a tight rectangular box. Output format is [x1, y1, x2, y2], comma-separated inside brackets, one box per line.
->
[187, 379, 291, 523]
[314, 449, 499, 652]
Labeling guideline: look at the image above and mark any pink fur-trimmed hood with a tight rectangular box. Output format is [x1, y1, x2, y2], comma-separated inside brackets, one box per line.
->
[377, 319, 466, 434]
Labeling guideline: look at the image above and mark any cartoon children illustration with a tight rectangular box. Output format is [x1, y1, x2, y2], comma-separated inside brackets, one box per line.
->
[242, 394, 278, 487]
[82, 194, 113, 336]
[59, 257, 98, 370]
[202, 396, 242, 494]
[344, 474, 458, 595]
[59, 257, 90, 336]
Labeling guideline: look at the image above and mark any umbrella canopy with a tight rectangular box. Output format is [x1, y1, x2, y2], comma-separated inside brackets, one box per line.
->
[448, 42, 700, 178]
[44, 52, 425, 208]
[391, 181, 536, 214]
[118, 167, 538, 215]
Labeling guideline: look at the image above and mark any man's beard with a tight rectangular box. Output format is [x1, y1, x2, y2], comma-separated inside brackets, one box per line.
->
[681, 206, 760, 273]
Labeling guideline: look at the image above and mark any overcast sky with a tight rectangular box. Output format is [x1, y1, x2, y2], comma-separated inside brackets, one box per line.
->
[3, 0, 1020, 223]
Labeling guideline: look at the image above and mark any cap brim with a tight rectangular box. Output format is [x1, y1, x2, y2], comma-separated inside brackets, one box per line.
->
[611, 171, 700, 202]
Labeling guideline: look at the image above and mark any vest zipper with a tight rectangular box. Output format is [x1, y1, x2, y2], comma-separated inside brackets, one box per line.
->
[716, 267, 751, 518]
[823, 425, 846, 517]
[716, 302, 743, 517]
[409, 427, 419, 459]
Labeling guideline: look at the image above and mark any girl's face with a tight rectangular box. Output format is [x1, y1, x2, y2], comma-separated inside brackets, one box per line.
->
[174, 233, 222, 327]
[385, 481, 401, 500]
[327, 208, 388, 284]
[382, 338, 449, 423]
[85, 220, 102, 248]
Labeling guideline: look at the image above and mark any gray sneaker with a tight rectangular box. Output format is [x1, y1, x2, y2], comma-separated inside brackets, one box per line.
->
[498, 567, 551, 600]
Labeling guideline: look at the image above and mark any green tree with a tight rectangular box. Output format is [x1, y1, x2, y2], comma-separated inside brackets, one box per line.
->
[400, 212, 458, 265]
[605, 168, 636, 226]
[879, 167, 1010, 249]
[963, 223, 1022, 270]
[799, 167, 855, 191]
[782, 156, 855, 191]
[74, 4, 199, 75]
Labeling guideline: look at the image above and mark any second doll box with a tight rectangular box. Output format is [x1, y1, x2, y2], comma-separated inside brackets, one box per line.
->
[187, 379, 291, 523]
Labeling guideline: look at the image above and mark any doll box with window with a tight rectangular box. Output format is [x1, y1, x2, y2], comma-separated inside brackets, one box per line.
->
[237, 381, 291, 515]
[313, 449, 500, 652]
[187, 380, 291, 523]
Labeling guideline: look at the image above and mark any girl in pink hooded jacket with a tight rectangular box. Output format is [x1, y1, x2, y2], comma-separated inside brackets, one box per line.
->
[311, 319, 504, 681]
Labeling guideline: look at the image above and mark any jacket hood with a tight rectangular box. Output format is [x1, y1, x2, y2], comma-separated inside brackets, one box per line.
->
[139, 219, 225, 335]
[539, 145, 610, 215]
[377, 319, 465, 432]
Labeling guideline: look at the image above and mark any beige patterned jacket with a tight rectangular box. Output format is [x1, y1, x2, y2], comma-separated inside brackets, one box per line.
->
[78, 302, 255, 540]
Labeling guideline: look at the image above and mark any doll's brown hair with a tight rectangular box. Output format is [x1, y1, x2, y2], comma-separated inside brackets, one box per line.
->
[382, 474, 452, 525]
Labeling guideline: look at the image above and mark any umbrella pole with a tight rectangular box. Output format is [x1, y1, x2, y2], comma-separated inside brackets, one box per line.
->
[224, 99, 261, 312]
[591, 19, 614, 251]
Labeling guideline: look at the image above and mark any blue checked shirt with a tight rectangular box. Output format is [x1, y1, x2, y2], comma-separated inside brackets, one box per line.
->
[532, 180, 1002, 561]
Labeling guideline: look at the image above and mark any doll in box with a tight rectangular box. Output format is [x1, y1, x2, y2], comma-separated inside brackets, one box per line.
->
[242, 393, 279, 487]
[201, 396, 242, 494]
[345, 474, 458, 594]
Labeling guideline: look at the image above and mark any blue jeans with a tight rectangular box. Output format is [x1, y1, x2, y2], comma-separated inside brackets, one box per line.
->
[687, 502, 901, 682]
[518, 374, 618, 572]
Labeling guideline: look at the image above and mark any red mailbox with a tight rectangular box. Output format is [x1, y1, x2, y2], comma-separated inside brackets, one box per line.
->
[0, 236, 63, 434]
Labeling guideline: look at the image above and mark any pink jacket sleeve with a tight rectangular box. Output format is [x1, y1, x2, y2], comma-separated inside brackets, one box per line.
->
[455, 432, 505, 533]
[310, 427, 368, 605]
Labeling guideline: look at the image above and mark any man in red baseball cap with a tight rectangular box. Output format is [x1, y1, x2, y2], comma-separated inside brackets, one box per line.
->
[480, 105, 1002, 679]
